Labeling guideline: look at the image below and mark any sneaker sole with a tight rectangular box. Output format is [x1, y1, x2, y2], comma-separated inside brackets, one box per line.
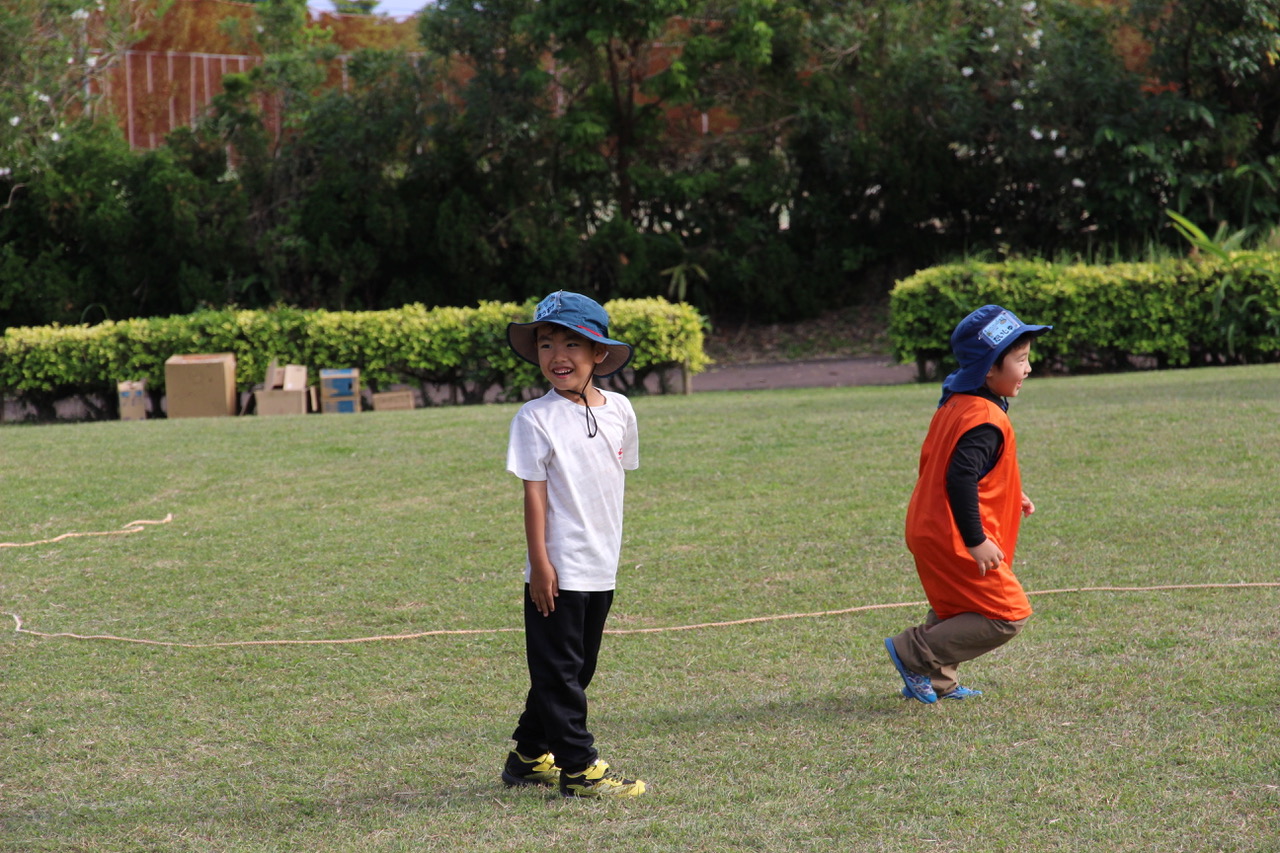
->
[903, 687, 983, 700]
[502, 770, 559, 787]
[561, 782, 646, 798]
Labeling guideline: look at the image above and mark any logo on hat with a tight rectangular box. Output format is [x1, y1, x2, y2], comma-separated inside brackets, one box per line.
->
[534, 292, 563, 321]
[979, 310, 1020, 349]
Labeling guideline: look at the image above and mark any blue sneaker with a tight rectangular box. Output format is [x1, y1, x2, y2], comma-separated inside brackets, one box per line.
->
[941, 686, 983, 700]
[885, 638, 937, 704]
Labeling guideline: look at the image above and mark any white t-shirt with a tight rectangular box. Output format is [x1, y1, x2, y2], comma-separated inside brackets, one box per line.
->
[506, 388, 639, 591]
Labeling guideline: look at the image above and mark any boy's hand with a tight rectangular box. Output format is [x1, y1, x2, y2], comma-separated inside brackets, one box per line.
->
[529, 562, 559, 617]
[967, 538, 1005, 577]
[1021, 491, 1036, 518]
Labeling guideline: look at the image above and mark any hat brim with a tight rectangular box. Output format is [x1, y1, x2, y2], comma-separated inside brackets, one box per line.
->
[507, 320, 634, 377]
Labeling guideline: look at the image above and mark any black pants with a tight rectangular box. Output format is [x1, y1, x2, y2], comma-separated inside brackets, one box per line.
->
[511, 586, 614, 775]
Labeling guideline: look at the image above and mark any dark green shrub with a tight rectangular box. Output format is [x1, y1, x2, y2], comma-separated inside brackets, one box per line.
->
[889, 255, 1280, 379]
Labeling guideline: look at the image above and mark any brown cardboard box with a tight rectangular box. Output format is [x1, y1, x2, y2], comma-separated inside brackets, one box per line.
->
[264, 361, 308, 393]
[255, 389, 308, 416]
[165, 353, 237, 418]
[256, 360, 309, 416]
[118, 380, 147, 421]
[319, 368, 360, 414]
[371, 390, 415, 411]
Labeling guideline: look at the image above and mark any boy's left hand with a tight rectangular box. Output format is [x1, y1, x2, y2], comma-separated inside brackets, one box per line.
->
[968, 538, 1005, 576]
[1021, 492, 1035, 518]
[528, 563, 559, 617]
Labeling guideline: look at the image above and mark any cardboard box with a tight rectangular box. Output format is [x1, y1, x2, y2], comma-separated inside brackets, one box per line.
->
[118, 380, 147, 421]
[254, 389, 308, 416]
[372, 390, 415, 412]
[264, 360, 309, 393]
[165, 353, 236, 418]
[256, 360, 309, 416]
[320, 368, 360, 414]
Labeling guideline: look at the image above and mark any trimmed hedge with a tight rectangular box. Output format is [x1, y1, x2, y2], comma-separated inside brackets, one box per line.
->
[889, 254, 1280, 379]
[0, 298, 710, 418]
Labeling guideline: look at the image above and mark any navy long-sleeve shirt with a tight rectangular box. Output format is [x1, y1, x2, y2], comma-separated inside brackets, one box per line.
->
[945, 388, 1007, 547]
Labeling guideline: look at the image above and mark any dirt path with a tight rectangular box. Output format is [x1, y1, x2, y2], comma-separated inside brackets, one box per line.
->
[682, 355, 915, 392]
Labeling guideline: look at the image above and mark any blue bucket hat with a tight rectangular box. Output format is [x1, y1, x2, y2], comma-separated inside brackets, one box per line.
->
[507, 291, 634, 377]
[940, 304, 1052, 402]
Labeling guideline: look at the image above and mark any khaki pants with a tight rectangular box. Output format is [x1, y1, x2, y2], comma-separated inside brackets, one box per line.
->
[891, 610, 1028, 696]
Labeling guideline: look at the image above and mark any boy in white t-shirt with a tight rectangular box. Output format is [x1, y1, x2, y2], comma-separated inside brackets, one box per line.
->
[500, 291, 646, 798]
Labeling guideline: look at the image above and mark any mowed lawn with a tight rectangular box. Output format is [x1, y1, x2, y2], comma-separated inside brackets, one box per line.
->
[2, 365, 1278, 852]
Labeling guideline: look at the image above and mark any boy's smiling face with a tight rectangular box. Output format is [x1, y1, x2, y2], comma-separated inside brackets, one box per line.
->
[985, 339, 1034, 398]
[536, 324, 607, 396]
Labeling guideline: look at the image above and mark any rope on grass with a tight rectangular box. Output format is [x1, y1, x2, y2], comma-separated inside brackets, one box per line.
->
[0, 515, 174, 548]
[6, 582, 1280, 649]
[4, 613, 520, 648]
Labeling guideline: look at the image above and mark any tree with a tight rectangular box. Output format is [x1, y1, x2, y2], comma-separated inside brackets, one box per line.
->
[0, 122, 251, 327]
[333, 0, 379, 13]
[416, 0, 802, 313]
[7, 0, 1280, 330]
[0, 0, 159, 326]
[1122, 0, 1280, 232]
[0, 0, 150, 199]
[782, 0, 1274, 273]
[203, 0, 348, 305]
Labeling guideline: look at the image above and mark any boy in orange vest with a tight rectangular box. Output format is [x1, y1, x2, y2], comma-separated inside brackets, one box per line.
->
[886, 304, 1052, 703]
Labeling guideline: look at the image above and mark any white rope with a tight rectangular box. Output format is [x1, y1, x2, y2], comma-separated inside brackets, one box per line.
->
[3, 612, 520, 647]
[6, 582, 1278, 649]
[0, 515, 174, 548]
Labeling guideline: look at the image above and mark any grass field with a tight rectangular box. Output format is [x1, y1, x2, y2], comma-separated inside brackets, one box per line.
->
[2, 365, 1278, 852]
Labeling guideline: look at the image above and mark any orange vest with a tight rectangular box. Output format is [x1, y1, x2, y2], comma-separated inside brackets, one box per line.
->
[904, 394, 1032, 621]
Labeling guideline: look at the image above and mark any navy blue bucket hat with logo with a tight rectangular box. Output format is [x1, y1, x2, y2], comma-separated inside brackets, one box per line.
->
[507, 291, 634, 377]
[940, 304, 1052, 404]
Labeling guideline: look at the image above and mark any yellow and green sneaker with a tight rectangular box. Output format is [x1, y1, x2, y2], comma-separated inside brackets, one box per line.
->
[501, 750, 561, 787]
[559, 759, 646, 798]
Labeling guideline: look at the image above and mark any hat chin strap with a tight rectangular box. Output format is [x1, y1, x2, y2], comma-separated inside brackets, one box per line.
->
[564, 374, 599, 438]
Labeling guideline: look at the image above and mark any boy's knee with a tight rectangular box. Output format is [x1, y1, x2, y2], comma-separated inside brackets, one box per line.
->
[999, 615, 1030, 640]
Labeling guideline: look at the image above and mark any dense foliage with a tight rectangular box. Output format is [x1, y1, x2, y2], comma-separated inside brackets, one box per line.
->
[2, 0, 1279, 330]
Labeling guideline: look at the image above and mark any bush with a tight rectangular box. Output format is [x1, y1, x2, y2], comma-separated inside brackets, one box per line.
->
[0, 299, 709, 419]
[889, 254, 1280, 379]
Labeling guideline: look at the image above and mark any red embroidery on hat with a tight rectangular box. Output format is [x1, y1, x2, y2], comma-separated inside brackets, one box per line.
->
[576, 325, 604, 337]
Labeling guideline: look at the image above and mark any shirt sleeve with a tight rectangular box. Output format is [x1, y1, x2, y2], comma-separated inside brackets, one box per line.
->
[621, 397, 639, 471]
[507, 408, 552, 482]
[945, 424, 1004, 547]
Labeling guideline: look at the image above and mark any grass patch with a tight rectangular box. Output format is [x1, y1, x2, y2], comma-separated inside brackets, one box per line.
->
[2, 365, 1278, 851]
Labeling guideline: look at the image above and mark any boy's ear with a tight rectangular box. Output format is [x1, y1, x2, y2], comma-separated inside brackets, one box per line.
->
[592, 344, 608, 365]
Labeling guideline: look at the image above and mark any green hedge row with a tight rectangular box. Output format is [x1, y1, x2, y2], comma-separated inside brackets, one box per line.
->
[889, 253, 1280, 379]
[0, 298, 710, 419]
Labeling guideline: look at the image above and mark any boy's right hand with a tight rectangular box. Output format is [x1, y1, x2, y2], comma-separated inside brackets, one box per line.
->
[529, 563, 559, 616]
[967, 538, 1005, 577]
